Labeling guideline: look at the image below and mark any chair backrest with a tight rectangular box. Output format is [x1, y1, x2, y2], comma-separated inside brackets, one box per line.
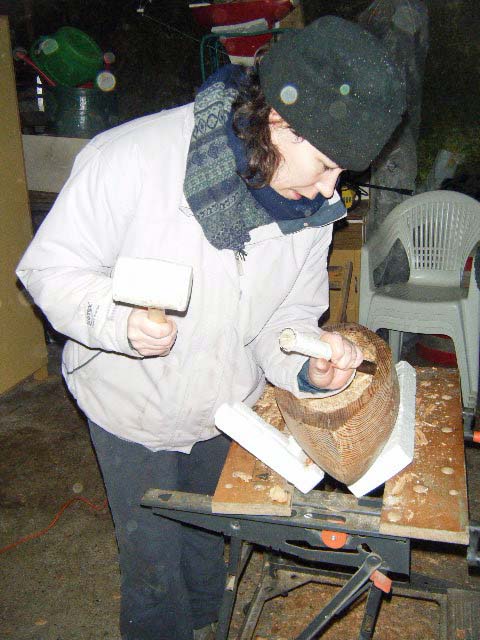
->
[387, 190, 480, 287]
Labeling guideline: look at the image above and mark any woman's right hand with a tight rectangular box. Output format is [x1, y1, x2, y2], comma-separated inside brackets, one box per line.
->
[127, 308, 177, 357]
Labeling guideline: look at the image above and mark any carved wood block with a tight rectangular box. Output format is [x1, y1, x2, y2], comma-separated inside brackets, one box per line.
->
[275, 324, 400, 485]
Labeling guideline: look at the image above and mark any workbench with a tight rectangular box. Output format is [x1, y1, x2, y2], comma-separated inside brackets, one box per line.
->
[142, 367, 480, 639]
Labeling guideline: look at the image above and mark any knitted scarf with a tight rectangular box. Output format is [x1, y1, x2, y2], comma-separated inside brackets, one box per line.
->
[184, 68, 345, 251]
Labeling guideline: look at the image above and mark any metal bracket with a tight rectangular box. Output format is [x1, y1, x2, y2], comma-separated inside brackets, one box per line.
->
[295, 549, 383, 640]
[467, 520, 480, 568]
[463, 407, 478, 440]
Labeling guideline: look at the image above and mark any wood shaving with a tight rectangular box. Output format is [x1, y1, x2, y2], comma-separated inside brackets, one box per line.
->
[391, 475, 408, 495]
[269, 486, 289, 503]
[384, 495, 402, 506]
[415, 427, 428, 447]
[391, 472, 417, 495]
[413, 484, 428, 494]
[387, 511, 402, 523]
[232, 471, 252, 482]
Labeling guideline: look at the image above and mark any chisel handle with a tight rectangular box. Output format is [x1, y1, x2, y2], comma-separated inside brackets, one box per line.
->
[279, 328, 377, 376]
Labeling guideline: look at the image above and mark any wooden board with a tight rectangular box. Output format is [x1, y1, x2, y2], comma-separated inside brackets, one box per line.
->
[212, 442, 293, 516]
[329, 221, 363, 322]
[0, 16, 48, 395]
[326, 263, 352, 325]
[380, 368, 469, 544]
[212, 384, 293, 515]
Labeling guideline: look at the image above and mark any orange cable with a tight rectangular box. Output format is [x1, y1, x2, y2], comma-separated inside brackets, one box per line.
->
[0, 496, 108, 555]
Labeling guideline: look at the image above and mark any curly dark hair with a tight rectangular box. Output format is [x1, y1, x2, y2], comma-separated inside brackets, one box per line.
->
[231, 66, 281, 188]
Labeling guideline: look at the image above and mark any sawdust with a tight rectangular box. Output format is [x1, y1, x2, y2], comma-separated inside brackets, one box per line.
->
[253, 384, 285, 429]
[422, 403, 437, 418]
[308, 369, 372, 411]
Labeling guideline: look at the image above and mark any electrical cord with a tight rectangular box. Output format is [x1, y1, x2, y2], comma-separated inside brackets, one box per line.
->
[0, 495, 108, 555]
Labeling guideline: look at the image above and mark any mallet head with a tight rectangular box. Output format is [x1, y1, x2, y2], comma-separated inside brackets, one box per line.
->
[112, 256, 193, 313]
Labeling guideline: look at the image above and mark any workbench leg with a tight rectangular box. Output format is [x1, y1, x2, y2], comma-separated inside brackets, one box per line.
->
[215, 539, 252, 640]
[237, 554, 304, 640]
[237, 584, 267, 640]
[358, 585, 383, 639]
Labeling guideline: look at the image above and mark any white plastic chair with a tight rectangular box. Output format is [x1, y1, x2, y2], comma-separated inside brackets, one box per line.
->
[359, 190, 480, 409]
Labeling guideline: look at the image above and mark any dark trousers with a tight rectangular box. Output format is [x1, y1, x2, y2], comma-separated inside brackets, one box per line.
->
[88, 421, 231, 640]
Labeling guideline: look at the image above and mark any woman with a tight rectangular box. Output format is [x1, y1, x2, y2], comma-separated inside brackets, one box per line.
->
[17, 16, 405, 640]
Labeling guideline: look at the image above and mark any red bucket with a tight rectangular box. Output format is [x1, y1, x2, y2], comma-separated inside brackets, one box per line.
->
[190, 0, 293, 29]
[415, 335, 457, 366]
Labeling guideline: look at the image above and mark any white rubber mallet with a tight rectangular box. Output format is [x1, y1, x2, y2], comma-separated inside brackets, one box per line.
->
[279, 328, 376, 375]
[112, 257, 193, 323]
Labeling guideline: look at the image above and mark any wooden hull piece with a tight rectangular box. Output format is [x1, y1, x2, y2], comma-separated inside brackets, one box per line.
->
[275, 324, 400, 485]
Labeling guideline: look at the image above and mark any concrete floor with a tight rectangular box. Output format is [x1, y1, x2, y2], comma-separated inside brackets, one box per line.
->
[0, 343, 479, 640]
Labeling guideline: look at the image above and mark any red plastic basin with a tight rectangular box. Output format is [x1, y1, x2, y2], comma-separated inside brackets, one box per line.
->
[190, 0, 293, 29]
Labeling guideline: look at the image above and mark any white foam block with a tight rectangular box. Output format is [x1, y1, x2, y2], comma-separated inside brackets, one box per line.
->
[214, 403, 324, 494]
[348, 361, 416, 497]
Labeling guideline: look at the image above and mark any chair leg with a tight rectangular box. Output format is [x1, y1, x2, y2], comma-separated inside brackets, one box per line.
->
[389, 330, 403, 362]
[463, 316, 479, 410]
[450, 332, 476, 410]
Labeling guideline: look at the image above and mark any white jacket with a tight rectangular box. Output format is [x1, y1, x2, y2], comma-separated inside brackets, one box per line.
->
[17, 103, 342, 452]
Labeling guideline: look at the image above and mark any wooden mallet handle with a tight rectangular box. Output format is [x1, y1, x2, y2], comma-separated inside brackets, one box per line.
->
[148, 308, 167, 324]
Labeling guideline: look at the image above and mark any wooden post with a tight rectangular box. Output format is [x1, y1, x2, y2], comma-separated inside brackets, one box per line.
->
[0, 15, 48, 395]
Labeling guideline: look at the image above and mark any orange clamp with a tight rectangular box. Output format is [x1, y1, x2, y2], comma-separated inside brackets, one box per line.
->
[370, 570, 392, 593]
[320, 530, 348, 549]
[473, 431, 480, 444]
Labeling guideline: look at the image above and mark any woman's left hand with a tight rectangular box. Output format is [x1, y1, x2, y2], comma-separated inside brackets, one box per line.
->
[307, 331, 364, 390]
